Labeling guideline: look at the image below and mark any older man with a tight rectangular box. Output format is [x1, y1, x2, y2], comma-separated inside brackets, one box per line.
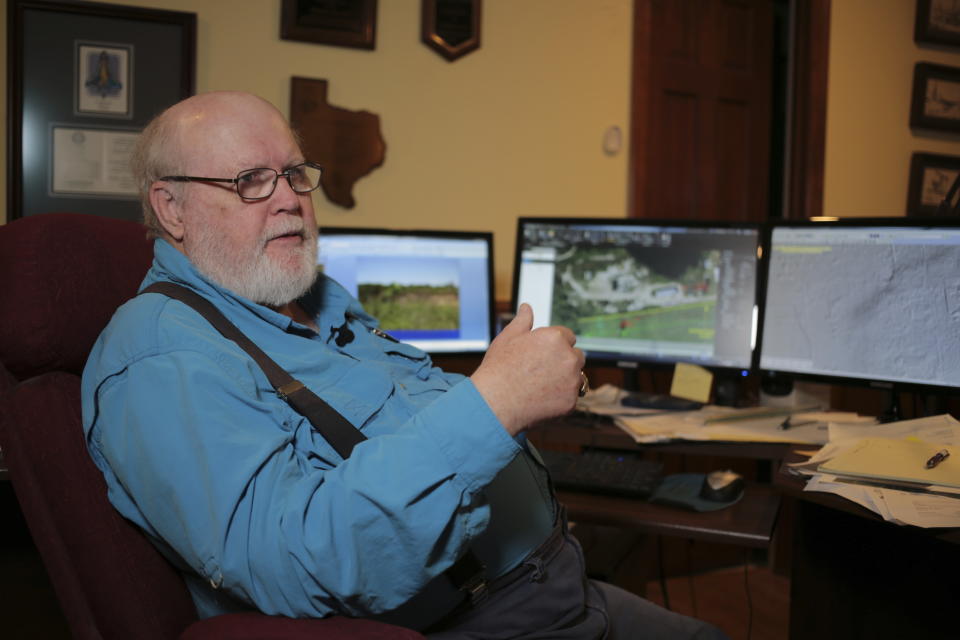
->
[82, 91, 727, 639]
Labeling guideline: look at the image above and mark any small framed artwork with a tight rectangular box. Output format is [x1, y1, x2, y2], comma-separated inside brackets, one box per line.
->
[915, 0, 960, 47]
[909, 62, 960, 133]
[280, 0, 377, 50]
[8, 0, 195, 221]
[906, 152, 960, 216]
[76, 42, 133, 118]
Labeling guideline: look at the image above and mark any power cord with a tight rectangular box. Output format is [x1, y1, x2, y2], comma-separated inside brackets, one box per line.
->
[743, 550, 754, 640]
[686, 539, 698, 618]
[656, 535, 671, 611]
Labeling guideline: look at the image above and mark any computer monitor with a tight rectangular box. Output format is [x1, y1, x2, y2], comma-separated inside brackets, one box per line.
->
[512, 217, 761, 373]
[317, 226, 495, 355]
[758, 219, 960, 394]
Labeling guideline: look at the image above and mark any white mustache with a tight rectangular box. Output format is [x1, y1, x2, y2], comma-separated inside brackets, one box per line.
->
[265, 222, 306, 242]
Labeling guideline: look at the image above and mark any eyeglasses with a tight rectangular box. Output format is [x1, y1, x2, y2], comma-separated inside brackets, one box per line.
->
[160, 162, 323, 201]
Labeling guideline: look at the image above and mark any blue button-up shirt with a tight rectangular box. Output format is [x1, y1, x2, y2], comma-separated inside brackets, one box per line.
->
[82, 239, 554, 623]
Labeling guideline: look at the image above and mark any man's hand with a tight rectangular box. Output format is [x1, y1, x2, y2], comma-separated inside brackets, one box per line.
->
[471, 304, 585, 436]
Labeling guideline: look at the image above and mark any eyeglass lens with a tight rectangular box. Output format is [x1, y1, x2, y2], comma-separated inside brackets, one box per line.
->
[236, 164, 321, 200]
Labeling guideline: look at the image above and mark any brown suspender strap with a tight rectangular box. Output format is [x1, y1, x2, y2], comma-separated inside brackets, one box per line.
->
[141, 281, 488, 601]
[142, 281, 365, 459]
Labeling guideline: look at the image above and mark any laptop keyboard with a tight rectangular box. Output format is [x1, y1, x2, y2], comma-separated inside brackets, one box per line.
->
[538, 448, 663, 499]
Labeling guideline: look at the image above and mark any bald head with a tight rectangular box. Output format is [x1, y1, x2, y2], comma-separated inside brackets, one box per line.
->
[132, 91, 300, 238]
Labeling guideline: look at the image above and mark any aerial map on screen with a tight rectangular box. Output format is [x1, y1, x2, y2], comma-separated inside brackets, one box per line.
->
[550, 245, 720, 347]
[761, 227, 960, 387]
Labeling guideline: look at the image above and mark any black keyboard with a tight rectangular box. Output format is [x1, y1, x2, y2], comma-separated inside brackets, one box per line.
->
[538, 448, 663, 499]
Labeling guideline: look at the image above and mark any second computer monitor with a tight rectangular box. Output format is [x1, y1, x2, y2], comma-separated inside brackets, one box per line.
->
[318, 227, 495, 355]
[759, 219, 960, 391]
[512, 217, 760, 370]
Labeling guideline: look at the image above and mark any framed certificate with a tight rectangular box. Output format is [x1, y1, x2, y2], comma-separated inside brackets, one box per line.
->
[50, 126, 140, 197]
[8, 0, 196, 221]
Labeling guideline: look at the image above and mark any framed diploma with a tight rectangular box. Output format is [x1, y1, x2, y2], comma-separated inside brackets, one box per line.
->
[8, 0, 196, 221]
[50, 126, 140, 197]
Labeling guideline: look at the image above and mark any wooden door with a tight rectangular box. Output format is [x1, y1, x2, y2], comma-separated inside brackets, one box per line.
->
[629, 0, 774, 222]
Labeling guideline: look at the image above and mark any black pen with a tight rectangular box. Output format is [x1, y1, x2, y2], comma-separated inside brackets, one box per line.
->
[778, 416, 818, 431]
[925, 449, 950, 469]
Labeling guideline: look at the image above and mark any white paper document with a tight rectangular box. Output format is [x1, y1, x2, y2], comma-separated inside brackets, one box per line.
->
[795, 414, 960, 528]
[52, 127, 139, 196]
[615, 405, 867, 445]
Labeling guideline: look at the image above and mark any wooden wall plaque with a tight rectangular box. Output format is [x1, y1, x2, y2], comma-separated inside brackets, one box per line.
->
[421, 0, 481, 61]
[289, 77, 385, 209]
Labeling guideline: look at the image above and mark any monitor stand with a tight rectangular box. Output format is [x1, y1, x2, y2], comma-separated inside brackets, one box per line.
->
[619, 365, 704, 411]
[877, 388, 902, 424]
[877, 387, 947, 423]
[713, 371, 744, 407]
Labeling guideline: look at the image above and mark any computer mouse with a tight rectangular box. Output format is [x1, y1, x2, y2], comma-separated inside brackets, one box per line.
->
[699, 470, 745, 503]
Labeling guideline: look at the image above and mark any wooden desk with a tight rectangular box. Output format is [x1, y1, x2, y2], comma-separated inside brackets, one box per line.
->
[533, 416, 792, 461]
[530, 419, 784, 549]
[776, 447, 960, 640]
[559, 483, 780, 548]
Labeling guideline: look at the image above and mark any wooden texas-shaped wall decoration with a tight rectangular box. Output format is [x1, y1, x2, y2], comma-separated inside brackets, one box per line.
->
[289, 77, 385, 208]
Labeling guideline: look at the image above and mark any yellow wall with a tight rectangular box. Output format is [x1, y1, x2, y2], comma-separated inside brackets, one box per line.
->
[823, 0, 960, 217]
[0, 0, 634, 300]
[7, 1, 960, 292]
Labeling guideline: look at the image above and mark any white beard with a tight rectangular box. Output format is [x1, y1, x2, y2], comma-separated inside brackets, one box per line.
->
[188, 218, 318, 307]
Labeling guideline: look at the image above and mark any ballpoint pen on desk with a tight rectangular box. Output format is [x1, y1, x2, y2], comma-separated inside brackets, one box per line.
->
[777, 415, 819, 431]
[925, 448, 950, 469]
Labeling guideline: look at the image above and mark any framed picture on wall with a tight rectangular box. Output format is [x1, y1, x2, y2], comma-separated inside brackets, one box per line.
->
[906, 152, 960, 216]
[75, 42, 133, 117]
[914, 0, 960, 47]
[280, 0, 377, 50]
[909, 62, 960, 133]
[8, 0, 196, 221]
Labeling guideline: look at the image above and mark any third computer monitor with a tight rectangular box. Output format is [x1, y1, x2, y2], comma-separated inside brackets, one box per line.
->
[759, 219, 960, 392]
[512, 217, 761, 371]
[317, 226, 495, 355]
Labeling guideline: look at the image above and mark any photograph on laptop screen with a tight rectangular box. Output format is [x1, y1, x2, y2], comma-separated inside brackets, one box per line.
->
[318, 227, 494, 354]
[356, 258, 460, 340]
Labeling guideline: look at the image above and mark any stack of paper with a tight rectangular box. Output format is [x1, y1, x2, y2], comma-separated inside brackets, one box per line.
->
[786, 414, 960, 528]
[582, 386, 871, 444]
[819, 437, 960, 489]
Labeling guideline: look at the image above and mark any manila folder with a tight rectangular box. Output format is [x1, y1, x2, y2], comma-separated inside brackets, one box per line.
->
[818, 437, 960, 489]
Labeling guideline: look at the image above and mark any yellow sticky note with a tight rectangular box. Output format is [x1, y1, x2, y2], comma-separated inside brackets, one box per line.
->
[670, 363, 713, 403]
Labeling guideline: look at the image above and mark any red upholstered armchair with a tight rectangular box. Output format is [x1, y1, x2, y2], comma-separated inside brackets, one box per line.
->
[0, 213, 424, 640]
